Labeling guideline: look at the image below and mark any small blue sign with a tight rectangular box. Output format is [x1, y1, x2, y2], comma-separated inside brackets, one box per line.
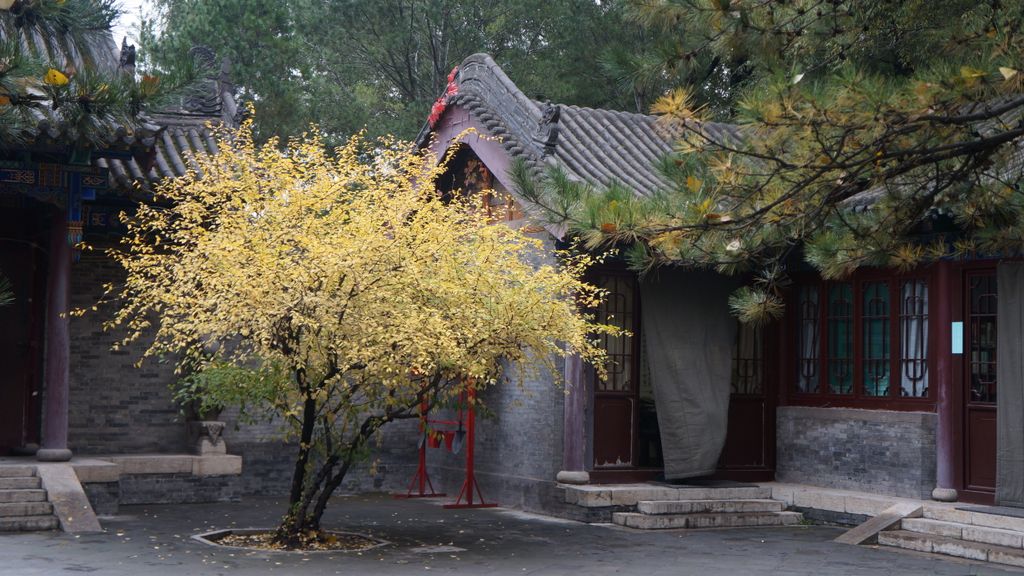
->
[951, 321, 964, 355]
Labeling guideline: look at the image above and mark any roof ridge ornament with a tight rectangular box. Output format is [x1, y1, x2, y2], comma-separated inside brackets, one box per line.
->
[536, 102, 560, 156]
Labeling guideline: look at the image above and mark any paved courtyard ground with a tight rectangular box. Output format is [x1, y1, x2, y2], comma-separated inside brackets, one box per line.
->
[1, 493, 1021, 575]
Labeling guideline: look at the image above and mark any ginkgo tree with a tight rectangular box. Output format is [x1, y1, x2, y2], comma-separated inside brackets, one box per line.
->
[101, 118, 612, 548]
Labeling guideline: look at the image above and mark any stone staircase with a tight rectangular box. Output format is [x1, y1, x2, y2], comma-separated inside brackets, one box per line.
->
[0, 466, 58, 532]
[562, 482, 802, 529]
[878, 506, 1024, 568]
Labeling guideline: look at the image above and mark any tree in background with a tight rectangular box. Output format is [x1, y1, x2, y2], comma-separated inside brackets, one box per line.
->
[139, 0, 644, 142]
[521, 0, 1024, 322]
[101, 118, 612, 547]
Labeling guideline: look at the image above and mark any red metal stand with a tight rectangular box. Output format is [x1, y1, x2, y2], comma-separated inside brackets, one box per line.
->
[394, 399, 445, 499]
[444, 386, 497, 509]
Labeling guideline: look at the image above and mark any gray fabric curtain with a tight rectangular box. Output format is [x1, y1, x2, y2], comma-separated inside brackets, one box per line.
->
[997, 261, 1024, 507]
[640, 269, 737, 479]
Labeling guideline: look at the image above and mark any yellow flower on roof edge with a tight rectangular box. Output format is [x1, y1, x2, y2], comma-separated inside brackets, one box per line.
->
[44, 68, 69, 87]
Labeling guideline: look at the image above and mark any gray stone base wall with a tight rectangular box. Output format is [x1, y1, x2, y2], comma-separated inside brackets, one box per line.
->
[83, 482, 120, 516]
[229, 416, 423, 498]
[118, 474, 243, 505]
[776, 406, 937, 499]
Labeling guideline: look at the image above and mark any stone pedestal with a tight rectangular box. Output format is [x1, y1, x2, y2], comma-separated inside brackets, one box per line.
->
[556, 470, 590, 485]
[187, 421, 227, 455]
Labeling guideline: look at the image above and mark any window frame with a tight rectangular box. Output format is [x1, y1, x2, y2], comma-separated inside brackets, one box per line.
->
[785, 267, 937, 410]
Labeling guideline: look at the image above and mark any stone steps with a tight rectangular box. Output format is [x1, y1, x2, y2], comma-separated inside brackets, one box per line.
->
[902, 518, 1024, 548]
[564, 483, 772, 508]
[614, 510, 803, 530]
[0, 466, 58, 532]
[0, 515, 59, 532]
[0, 466, 37, 478]
[0, 501, 53, 517]
[0, 490, 47, 504]
[0, 477, 40, 490]
[879, 530, 1024, 568]
[924, 506, 1024, 533]
[638, 499, 785, 515]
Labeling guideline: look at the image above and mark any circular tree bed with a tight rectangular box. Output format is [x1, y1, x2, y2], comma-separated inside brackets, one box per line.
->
[193, 528, 390, 553]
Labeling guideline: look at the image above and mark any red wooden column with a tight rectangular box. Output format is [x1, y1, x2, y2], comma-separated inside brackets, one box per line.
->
[932, 260, 957, 501]
[557, 354, 590, 484]
[37, 208, 72, 462]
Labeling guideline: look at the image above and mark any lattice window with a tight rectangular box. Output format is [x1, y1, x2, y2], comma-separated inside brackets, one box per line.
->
[596, 274, 634, 393]
[968, 273, 997, 403]
[794, 274, 931, 403]
[732, 322, 764, 395]
[862, 282, 890, 396]
[827, 283, 854, 395]
[900, 280, 929, 397]
[795, 285, 820, 393]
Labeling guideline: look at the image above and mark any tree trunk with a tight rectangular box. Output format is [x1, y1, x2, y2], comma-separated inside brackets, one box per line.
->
[275, 372, 318, 546]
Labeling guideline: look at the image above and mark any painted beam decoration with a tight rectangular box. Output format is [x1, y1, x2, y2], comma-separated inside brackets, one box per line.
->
[0, 162, 108, 252]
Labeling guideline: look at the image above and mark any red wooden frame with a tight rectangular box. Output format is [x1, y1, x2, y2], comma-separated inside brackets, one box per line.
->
[952, 262, 999, 504]
[589, 267, 654, 471]
[783, 266, 938, 411]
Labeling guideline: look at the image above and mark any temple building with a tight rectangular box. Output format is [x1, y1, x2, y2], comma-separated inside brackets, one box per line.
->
[417, 53, 1024, 514]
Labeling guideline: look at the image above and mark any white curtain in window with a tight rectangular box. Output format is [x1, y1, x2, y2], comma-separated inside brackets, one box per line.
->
[900, 280, 929, 397]
[797, 286, 819, 393]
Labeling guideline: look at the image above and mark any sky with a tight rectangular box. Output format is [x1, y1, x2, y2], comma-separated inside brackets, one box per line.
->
[111, 0, 152, 46]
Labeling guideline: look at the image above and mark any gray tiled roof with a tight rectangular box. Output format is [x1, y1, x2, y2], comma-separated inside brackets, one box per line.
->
[98, 63, 238, 193]
[0, 15, 235, 194]
[96, 45, 238, 193]
[418, 53, 735, 198]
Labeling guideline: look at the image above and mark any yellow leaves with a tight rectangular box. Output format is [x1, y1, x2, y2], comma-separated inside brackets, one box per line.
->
[999, 67, 1018, 81]
[44, 68, 69, 87]
[105, 117, 613, 424]
[685, 175, 702, 193]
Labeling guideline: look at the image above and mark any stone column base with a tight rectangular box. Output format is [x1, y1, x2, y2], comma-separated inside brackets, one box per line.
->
[931, 487, 958, 502]
[37, 448, 73, 462]
[556, 470, 590, 485]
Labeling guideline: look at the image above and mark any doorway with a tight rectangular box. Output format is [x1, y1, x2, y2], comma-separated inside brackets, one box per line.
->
[0, 205, 48, 454]
[590, 270, 662, 479]
[959, 269, 998, 503]
[717, 322, 777, 480]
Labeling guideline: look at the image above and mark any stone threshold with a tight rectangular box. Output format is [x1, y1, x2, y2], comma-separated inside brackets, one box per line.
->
[767, 482, 1024, 532]
[0, 454, 242, 484]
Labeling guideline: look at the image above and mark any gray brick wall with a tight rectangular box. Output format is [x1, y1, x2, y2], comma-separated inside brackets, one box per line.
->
[118, 473, 242, 505]
[228, 417, 421, 497]
[776, 406, 937, 499]
[426, 359, 566, 512]
[69, 241, 187, 454]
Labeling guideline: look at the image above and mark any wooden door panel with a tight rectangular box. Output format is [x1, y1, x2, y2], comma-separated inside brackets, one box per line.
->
[594, 397, 633, 468]
[0, 218, 38, 453]
[720, 398, 766, 468]
[966, 408, 997, 492]
[959, 269, 998, 502]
